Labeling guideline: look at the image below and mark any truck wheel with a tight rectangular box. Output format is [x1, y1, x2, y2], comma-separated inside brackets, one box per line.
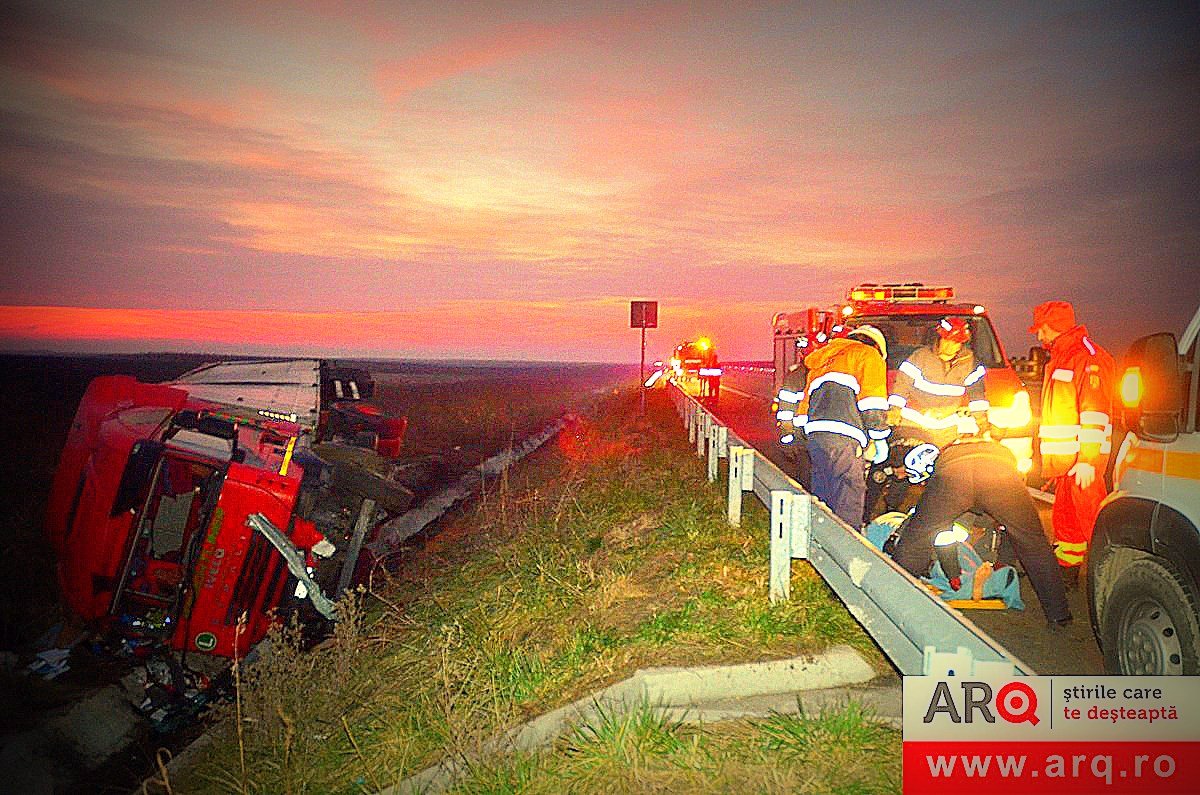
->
[1100, 557, 1200, 675]
[328, 462, 414, 515]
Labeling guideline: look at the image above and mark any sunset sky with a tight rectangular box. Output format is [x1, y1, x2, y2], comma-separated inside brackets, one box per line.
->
[1, 1, 1196, 362]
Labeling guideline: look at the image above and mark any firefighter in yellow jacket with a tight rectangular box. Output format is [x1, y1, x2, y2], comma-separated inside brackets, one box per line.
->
[794, 325, 891, 526]
[1029, 301, 1116, 571]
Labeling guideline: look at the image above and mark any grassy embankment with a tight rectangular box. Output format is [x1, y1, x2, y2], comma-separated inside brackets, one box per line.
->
[170, 386, 899, 794]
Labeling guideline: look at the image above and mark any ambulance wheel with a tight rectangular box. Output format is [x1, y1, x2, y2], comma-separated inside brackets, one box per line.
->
[1100, 557, 1200, 675]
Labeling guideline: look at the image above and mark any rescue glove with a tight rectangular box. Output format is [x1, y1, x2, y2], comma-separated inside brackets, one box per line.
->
[1068, 461, 1096, 489]
[866, 438, 889, 465]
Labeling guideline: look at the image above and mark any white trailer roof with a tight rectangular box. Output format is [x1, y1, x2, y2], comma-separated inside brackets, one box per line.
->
[168, 359, 322, 429]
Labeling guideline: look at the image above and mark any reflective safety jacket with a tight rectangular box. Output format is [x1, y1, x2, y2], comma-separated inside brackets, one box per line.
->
[795, 338, 890, 447]
[889, 345, 989, 446]
[1038, 325, 1116, 479]
[774, 363, 808, 444]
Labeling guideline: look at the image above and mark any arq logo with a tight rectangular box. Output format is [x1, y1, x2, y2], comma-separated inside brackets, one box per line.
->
[923, 680, 1039, 725]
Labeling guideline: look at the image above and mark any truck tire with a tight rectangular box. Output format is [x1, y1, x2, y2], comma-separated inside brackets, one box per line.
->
[328, 462, 414, 515]
[1100, 557, 1200, 675]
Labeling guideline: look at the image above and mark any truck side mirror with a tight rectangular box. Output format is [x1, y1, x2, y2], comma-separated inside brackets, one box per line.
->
[1120, 332, 1182, 441]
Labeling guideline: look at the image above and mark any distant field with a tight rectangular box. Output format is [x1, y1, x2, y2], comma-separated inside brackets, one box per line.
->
[0, 353, 630, 651]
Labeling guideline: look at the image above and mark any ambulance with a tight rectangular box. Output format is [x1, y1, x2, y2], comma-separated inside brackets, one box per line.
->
[1089, 303, 1200, 675]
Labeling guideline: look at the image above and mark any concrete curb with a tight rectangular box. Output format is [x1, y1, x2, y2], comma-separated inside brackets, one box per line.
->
[381, 644, 880, 795]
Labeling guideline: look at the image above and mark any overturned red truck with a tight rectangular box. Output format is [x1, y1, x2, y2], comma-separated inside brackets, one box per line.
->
[45, 359, 411, 658]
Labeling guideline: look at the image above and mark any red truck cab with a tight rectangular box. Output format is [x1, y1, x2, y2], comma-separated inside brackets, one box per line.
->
[45, 359, 395, 658]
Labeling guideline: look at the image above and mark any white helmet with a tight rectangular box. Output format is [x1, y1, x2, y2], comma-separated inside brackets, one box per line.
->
[904, 442, 940, 483]
[847, 324, 887, 361]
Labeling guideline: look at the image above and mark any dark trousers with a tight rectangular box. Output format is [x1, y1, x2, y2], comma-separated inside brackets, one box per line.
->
[891, 442, 1070, 623]
[807, 432, 865, 527]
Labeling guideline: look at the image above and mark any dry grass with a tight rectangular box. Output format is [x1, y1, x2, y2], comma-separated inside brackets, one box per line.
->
[170, 386, 884, 794]
[454, 701, 901, 795]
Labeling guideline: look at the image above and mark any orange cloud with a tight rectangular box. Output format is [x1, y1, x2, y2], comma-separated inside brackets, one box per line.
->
[0, 300, 784, 361]
[374, 20, 571, 102]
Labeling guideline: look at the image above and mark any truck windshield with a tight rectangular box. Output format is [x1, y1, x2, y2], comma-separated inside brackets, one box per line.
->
[849, 314, 1005, 370]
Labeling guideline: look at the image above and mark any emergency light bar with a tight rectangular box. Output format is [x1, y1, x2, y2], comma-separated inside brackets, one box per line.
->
[848, 283, 955, 303]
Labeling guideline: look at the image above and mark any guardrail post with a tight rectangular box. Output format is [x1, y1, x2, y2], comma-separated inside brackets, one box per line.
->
[695, 411, 708, 457]
[923, 646, 1017, 678]
[687, 402, 696, 443]
[706, 424, 726, 482]
[727, 446, 754, 526]
[769, 491, 811, 603]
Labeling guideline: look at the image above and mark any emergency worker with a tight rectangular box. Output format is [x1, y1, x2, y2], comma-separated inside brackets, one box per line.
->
[890, 439, 1072, 627]
[865, 317, 992, 518]
[794, 326, 890, 526]
[889, 316, 990, 447]
[1029, 301, 1115, 573]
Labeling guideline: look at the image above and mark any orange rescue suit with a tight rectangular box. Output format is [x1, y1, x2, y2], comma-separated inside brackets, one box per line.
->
[1038, 325, 1115, 566]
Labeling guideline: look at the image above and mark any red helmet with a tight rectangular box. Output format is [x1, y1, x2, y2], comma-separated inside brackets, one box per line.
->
[936, 317, 970, 343]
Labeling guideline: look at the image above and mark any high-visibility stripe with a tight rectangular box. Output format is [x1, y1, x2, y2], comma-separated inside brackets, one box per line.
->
[809, 371, 861, 394]
[967, 399, 990, 413]
[1079, 428, 1110, 444]
[776, 409, 794, 421]
[1100, 440, 1112, 454]
[1079, 410, 1110, 426]
[857, 396, 889, 411]
[778, 389, 802, 403]
[888, 394, 907, 408]
[899, 360, 967, 397]
[1055, 540, 1087, 566]
[1039, 424, 1081, 438]
[1082, 336, 1097, 355]
[699, 367, 722, 377]
[1126, 448, 1200, 480]
[963, 365, 986, 386]
[1040, 440, 1081, 455]
[803, 419, 867, 447]
[868, 427, 891, 440]
[1051, 368, 1074, 382]
[780, 434, 795, 444]
[795, 414, 808, 427]
[899, 406, 960, 429]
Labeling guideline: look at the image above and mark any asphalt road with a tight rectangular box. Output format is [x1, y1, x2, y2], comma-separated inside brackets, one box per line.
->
[711, 368, 1105, 676]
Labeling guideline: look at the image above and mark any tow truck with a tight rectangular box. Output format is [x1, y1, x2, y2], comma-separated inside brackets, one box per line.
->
[45, 359, 415, 660]
[772, 283, 1035, 474]
[1089, 302, 1200, 674]
[669, 338, 721, 403]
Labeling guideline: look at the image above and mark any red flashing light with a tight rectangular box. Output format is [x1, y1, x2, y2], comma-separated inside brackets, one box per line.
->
[848, 283, 955, 304]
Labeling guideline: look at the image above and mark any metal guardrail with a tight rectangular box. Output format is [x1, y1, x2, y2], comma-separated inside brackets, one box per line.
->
[668, 383, 1035, 677]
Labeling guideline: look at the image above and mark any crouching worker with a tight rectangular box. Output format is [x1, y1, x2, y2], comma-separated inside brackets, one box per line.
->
[890, 439, 1072, 628]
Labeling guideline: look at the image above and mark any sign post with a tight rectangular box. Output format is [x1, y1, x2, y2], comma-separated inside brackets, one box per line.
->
[630, 301, 658, 415]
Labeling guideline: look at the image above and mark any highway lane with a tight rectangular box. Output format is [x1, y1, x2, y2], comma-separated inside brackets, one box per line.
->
[711, 368, 1105, 675]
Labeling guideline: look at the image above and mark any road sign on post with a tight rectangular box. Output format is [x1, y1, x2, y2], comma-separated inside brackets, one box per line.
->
[630, 301, 658, 415]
